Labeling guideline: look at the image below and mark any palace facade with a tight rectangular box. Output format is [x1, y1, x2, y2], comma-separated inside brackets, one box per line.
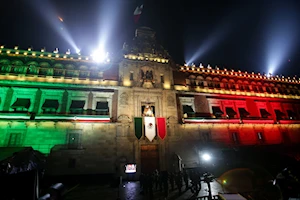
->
[0, 27, 299, 177]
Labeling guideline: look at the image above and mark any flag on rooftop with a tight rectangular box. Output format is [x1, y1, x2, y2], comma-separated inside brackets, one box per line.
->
[133, 4, 143, 23]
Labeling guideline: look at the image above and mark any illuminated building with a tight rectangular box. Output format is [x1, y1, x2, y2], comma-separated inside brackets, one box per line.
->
[0, 27, 299, 176]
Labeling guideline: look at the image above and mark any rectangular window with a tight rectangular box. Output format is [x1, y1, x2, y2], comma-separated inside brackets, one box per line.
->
[130, 72, 134, 81]
[260, 109, 271, 118]
[225, 107, 237, 119]
[42, 99, 59, 114]
[70, 100, 85, 114]
[67, 133, 81, 149]
[212, 106, 224, 118]
[8, 133, 21, 147]
[231, 132, 239, 144]
[287, 110, 296, 120]
[160, 75, 164, 83]
[274, 109, 285, 120]
[96, 101, 109, 115]
[11, 98, 31, 112]
[142, 105, 155, 117]
[238, 108, 250, 118]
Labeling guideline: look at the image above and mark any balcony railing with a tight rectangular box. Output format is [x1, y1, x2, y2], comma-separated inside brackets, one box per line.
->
[182, 112, 300, 124]
[0, 65, 106, 80]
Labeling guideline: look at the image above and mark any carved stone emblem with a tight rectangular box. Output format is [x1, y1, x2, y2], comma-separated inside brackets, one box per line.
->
[167, 95, 175, 107]
[120, 92, 129, 105]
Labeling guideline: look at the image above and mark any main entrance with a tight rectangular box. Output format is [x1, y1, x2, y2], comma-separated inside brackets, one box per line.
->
[140, 144, 159, 174]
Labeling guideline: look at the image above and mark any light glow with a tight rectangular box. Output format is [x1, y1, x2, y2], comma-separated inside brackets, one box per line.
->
[201, 153, 212, 161]
[91, 48, 109, 63]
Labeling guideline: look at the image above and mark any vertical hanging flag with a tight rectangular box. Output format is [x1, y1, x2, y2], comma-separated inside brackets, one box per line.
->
[134, 117, 143, 139]
[144, 117, 156, 142]
[133, 4, 143, 24]
[157, 117, 167, 140]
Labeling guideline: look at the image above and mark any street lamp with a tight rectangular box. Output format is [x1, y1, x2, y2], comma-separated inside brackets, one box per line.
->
[201, 153, 212, 162]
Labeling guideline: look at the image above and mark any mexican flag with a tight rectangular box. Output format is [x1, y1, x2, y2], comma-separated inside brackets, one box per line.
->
[133, 4, 143, 23]
[134, 117, 143, 139]
[144, 117, 156, 142]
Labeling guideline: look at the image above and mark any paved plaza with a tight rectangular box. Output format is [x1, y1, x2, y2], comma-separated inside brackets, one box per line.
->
[65, 179, 229, 200]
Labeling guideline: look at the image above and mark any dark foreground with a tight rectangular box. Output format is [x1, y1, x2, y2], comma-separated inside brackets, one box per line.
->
[63, 179, 228, 200]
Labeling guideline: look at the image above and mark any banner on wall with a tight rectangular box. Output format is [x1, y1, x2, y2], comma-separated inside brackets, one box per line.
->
[134, 117, 143, 139]
[156, 117, 167, 140]
[144, 117, 156, 142]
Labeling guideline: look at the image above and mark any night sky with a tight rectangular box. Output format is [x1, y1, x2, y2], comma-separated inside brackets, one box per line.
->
[1, 0, 300, 76]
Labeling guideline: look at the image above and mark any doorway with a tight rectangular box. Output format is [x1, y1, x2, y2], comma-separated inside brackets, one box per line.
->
[140, 145, 159, 174]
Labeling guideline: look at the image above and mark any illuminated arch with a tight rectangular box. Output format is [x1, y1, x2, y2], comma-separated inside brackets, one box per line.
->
[26, 61, 38, 66]
[0, 59, 11, 65]
[11, 60, 23, 66]
[213, 77, 220, 82]
[189, 75, 196, 79]
[196, 75, 204, 80]
[228, 79, 235, 83]
[65, 64, 75, 70]
[53, 63, 64, 68]
[39, 62, 51, 68]
[205, 76, 212, 81]
[79, 65, 88, 70]
[221, 78, 228, 82]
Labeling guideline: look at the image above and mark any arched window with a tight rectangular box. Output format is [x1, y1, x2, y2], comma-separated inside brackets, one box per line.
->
[229, 79, 235, 90]
[196, 76, 204, 87]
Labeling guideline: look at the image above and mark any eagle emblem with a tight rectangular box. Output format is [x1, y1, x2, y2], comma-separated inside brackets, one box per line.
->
[148, 123, 153, 129]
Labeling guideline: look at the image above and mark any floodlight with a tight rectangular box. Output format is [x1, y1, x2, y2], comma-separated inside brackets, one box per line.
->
[202, 153, 211, 161]
[91, 49, 108, 63]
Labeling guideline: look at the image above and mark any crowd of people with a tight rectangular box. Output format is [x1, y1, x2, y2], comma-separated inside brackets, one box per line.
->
[139, 169, 204, 199]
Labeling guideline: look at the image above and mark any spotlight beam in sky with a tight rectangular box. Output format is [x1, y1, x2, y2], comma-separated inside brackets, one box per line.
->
[265, 4, 299, 75]
[95, 0, 124, 54]
[30, 0, 79, 53]
[185, 7, 250, 66]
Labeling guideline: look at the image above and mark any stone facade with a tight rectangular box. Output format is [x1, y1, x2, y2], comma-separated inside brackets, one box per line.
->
[0, 27, 300, 178]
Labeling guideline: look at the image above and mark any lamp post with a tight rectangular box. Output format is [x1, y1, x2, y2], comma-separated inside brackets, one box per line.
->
[200, 152, 214, 200]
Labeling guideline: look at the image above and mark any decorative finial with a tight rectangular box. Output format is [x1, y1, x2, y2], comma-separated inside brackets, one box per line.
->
[53, 48, 59, 54]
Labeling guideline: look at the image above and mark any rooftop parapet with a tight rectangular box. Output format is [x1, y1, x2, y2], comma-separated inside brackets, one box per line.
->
[179, 63, 300, 84]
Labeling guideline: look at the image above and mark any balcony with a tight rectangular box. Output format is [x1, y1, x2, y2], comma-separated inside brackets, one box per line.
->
[0, 65, 105, 80]
[0, 110, 110, 122]
[182, 111, 278, 124]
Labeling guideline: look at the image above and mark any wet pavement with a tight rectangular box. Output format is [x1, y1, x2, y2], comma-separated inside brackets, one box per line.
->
[65, 178, 230, 200]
